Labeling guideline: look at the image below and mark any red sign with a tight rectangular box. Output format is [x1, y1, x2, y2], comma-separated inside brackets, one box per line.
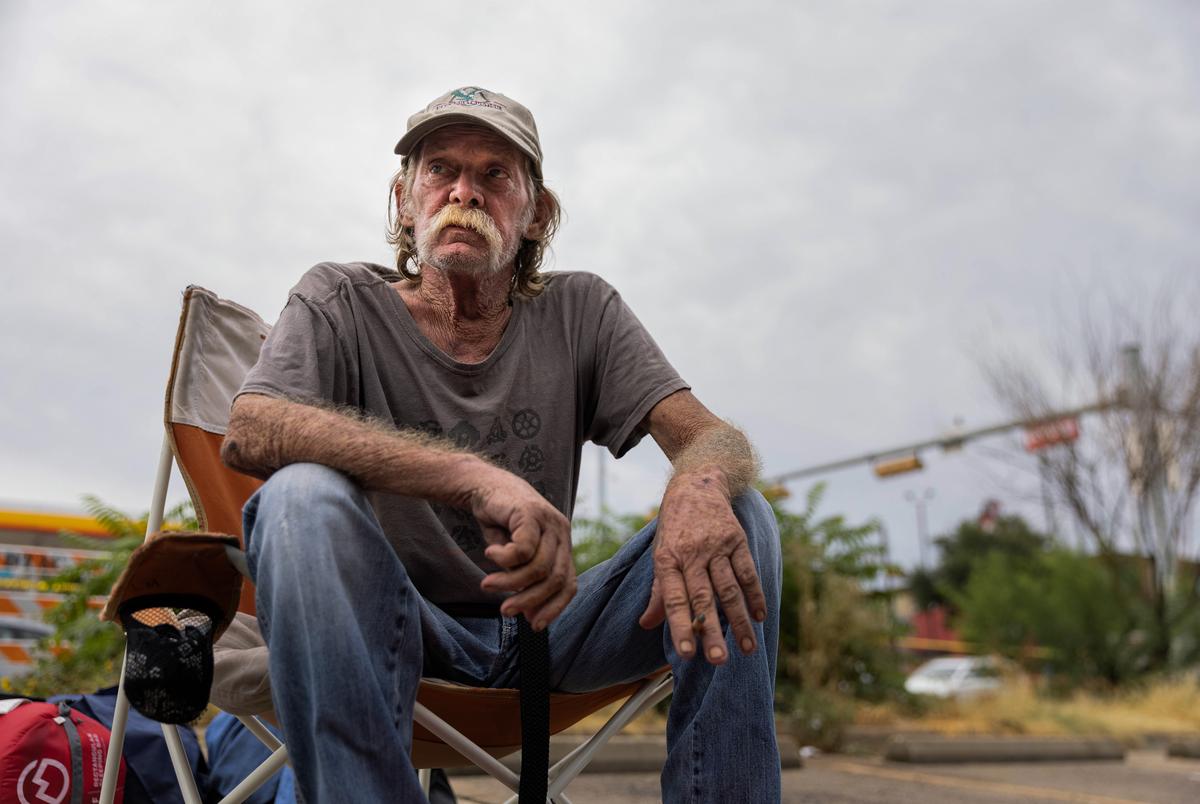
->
[1024, 417, 1080, 452]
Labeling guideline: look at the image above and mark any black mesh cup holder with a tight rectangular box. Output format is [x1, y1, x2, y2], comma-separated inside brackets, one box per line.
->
[118, 594, 223, 724]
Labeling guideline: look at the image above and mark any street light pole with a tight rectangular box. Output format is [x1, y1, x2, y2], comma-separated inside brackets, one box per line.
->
[905, 488, 935, 569]
[597, 444, 608, 522]
[1121, 345, 1174, 591]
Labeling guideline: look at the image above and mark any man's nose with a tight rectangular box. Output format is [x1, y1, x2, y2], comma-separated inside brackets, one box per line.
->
[448, 174, 483, 208]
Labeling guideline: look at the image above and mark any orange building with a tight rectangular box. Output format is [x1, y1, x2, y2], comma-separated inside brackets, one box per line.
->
[0, 507, 115, 676]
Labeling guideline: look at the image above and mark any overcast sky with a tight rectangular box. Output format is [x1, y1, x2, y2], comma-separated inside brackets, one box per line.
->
[2, 1, 1197, 567]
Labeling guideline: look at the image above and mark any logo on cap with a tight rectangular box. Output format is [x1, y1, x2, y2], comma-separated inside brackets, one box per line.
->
[435, 86, 503, 112]
[451, 87, 485, 102]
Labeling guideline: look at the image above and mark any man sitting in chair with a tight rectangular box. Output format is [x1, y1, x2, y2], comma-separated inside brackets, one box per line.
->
[220, 86, 782, 803]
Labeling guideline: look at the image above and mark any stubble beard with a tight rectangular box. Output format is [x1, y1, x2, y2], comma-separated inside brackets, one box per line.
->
[415, 204, 530, 277]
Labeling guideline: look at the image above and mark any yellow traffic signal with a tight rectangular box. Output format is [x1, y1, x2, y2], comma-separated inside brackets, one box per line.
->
[873, 453, 924, 478]
[759, 483, 791, 503]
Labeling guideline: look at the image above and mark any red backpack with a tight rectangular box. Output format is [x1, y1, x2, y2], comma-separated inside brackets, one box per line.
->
[0, 699, 125, 804]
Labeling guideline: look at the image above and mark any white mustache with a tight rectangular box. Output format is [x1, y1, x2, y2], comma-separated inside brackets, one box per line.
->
[426, 205, 503, 254]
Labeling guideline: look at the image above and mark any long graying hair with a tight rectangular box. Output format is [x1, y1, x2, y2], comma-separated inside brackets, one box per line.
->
[385, 147, 563, 299]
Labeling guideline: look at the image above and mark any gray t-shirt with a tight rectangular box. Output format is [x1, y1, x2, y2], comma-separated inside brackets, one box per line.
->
[238, 261, 688, 607]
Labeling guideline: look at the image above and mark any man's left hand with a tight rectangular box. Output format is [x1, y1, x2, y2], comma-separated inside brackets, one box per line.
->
[638, 469, 766, 664]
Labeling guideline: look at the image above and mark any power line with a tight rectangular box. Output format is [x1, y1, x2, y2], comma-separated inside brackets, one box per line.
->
[763, 398, 1119, 485]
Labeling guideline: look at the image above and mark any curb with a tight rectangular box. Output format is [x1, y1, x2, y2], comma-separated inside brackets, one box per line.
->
[447, 734, 801, 776]
[884, 735, 1126, 764]
[1167, 739, 1200, 759]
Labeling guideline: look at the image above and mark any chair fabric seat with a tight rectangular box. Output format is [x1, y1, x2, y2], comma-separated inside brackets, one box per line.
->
[212, 611, 667, 767]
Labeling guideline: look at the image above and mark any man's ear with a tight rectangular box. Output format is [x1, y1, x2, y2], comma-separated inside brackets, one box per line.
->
[395, 182, 414, 228]
[522, 191, 553, 240]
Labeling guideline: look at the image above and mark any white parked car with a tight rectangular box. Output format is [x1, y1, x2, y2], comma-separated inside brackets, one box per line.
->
[904, 656, 1004, 699]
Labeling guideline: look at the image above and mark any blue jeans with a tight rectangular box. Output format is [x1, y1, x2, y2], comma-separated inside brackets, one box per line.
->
[244, 462, 782, 803]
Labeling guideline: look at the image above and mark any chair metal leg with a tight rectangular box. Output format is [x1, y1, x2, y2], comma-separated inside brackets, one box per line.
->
[102, 433, 176, 803]
[162, 721, 204, 804]
[413, 700, 521, 792]
[418, 767, 432, 795]
[217, 745, 290, 804]
[502, 793, 575, 804]
[546, 674, 673, 799]
[236, 714, 284, 753]
[146, 433, 174, 535]
[500, 675, 674, 804]
[99, 655, 131, 804]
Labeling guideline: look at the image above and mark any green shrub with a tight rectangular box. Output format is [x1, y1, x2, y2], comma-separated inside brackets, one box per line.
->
[955, 549, 1149, 687]
[571, 509, 655, 576]
[779, 687, 856, 751]
[776, 484, 905, 706]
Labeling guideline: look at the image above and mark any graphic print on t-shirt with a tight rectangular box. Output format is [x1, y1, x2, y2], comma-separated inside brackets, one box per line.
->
[485, 417, 508, 445]
[448, 420, 481, 449]
[518, 444, 545, 473]
[511, 408, 541, 439]
[423, 407, 549, 557]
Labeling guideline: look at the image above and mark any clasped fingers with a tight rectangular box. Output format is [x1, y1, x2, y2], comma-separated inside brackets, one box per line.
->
[481, 519, 576, 630]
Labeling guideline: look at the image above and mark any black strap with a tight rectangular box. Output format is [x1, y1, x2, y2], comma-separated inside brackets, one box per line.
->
[56, 703, 84, 804]
[517, 615, 550, 804]
[439, 602, 503, 619]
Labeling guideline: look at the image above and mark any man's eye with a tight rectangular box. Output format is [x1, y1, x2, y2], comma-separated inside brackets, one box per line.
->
[487, 167, 509, 179]
[428, 164, 445, 175]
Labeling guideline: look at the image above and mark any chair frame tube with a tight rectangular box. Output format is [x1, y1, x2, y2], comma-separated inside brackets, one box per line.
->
[162, 722, 204, 804]
[535, 673, 674, 804]
[236, 714, 284, 753]
[98, 659, 130, 804]
[413, 700, 522, 791]
[217, 745, 290, 804]
[100, 433, 174, 804]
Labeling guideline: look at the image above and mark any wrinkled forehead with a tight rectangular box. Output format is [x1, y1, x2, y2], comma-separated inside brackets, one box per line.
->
[414, 124, 528, 169]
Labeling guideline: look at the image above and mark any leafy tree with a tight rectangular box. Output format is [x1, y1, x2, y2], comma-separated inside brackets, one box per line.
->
[912, 514, 1050, 611]
[955, 549, 1149, 687]
[570, 508, 656, 576]
[771, 483, 906, 748]
[14, 496, 197, 698]
[775, 483, 902, 702]
[983, 284, 1200, 670]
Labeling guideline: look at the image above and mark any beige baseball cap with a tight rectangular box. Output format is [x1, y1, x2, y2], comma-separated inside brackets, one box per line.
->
[394, 86, 543, 178]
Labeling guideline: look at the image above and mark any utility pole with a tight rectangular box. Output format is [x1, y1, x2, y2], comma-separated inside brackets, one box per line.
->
[876, 520, 893, 593]
[1037, 457, 1059, 543]
[596, 445, 608, 523]
[905, 488, 935, 569]
[1121, 345, 1174, 591]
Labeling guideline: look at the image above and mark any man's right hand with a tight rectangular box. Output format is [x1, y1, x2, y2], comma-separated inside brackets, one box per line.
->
[224, 396, 577, 629]
[470, 465, 577, 631]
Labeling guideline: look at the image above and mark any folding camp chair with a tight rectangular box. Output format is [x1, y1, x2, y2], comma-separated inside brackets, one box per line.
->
[99, 286, 674, 804]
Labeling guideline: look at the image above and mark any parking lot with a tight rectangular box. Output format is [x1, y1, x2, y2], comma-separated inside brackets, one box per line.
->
[449, 749, 1200, 803]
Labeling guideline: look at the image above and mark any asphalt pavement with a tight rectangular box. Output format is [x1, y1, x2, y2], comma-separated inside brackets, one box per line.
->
[448, 749, 1200, 803]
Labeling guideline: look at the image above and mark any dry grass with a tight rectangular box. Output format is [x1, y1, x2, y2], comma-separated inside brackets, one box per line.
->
[562, 678, 1200, 743]
[561, 700, 667, 735]
[858, 677, 1200, 743]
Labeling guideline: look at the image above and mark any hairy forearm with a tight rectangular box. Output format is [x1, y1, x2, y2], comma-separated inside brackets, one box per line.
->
[220, 394, 487, 507]
[667, 422, 760, 499]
